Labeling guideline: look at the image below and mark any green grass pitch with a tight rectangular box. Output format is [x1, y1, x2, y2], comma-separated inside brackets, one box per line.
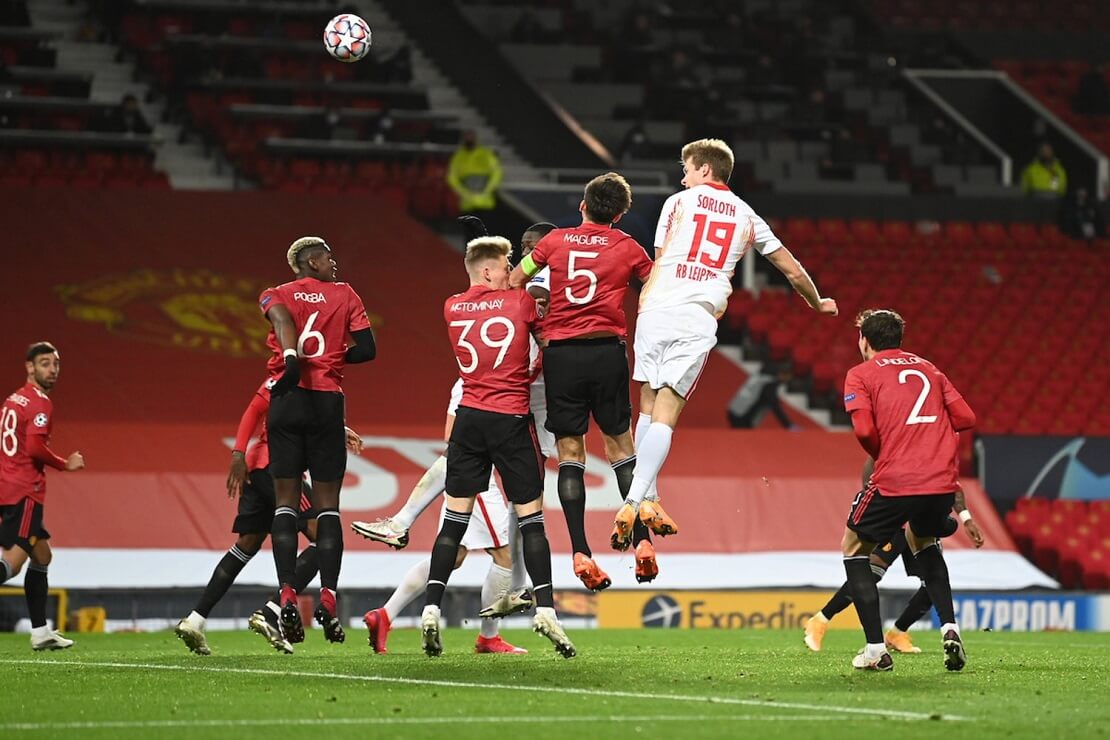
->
[4, 628, 1109, 738]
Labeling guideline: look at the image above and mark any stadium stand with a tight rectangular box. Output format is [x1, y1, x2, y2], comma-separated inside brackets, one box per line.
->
[726, 218, 1110, 441]
[1005, 498, 1110, 589]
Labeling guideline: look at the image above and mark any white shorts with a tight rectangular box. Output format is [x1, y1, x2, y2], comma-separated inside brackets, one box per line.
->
[633, 305, 717, 399]
[530, 373, 556, 459]
[439, 480, 509, 551]
[448, 377, 554, 460]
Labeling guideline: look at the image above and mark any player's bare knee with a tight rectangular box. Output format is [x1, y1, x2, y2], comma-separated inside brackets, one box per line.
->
[454, 547, 469, 569]
[236, 533, 265, 555]
[514, 498, 543, 519]
[603, 431, 635, 461]
[303, 519, 317, 542]
[487, 545, 512, 569]
[30, 540, 52, 567]
[841, 528, 872, 557]
[556, 436, 586, 463]
[639, 383, 657, 414]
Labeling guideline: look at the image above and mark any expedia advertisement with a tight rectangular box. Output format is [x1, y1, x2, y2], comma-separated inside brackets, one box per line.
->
[978, 436, 1110, 511]
[598, 591, 861, 630]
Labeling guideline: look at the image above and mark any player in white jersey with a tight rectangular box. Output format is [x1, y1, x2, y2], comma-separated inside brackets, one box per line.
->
[612, 139, 839, 549]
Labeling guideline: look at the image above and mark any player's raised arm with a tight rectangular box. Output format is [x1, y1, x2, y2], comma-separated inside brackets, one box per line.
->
[764, 245, 837, 316]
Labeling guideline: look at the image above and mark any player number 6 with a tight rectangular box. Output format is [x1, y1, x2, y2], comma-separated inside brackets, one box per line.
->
[297, 311, 326, 358]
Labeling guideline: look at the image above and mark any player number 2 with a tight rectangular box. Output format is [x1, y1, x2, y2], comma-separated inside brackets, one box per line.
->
[451, 318, 517, 373]
[298, 311, 325, 358]
[899, 369, 938, 425]
[0, 407, 17, 457]
[565, 250, 599, 305]
[686, 214, 735, 269]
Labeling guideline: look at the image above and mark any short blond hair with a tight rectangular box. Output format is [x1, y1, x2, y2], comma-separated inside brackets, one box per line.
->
[681, 138, 734, 183]
[287, 236, 329, 274]
[464, 236, 511, 272]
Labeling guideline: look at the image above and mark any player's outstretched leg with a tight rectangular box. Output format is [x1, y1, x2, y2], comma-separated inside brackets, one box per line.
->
[886, 584, 931, 654]
[351, 454, 448, 549]
[804, 582, 854, 652]
[913, 541, 965, 670]
[27, 561, 72, 651]
[421, 508, 471, 657]
[611, 455, 658, 582]
[558, 460, 611, 591]
[177, 542, 257, 655]
[844, 555, 893, 671]
[475, 562, 527, 654]
[614, 422, 678, 549]
[517, 510, 576, 658]
[314, 507, 345, 643]
[365, 558, 430, 654]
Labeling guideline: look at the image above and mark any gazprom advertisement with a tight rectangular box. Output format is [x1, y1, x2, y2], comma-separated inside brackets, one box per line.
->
[938, 593, 1110, 632]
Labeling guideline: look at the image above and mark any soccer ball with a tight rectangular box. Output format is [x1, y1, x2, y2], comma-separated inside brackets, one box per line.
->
[323, 14, 372, 63]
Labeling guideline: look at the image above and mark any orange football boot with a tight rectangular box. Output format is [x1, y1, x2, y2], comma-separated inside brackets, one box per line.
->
[573, 553, 612, 591]
[639, 500, 679, 537]
[611, 503, 636, 551]
[634, 540, 659, 583]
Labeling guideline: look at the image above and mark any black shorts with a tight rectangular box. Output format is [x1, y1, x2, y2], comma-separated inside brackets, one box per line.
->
[447, 406, 544, 505]
[0, 498, 50, 554]
[871, 529, 921, 578]
[233, 469, 316, 535]
[542, 338, 632, 438]
[267, 387, 347, 481]
[847, 487, 956, 547]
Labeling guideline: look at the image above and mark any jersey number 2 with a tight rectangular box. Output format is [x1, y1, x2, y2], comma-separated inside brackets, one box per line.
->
[899, 369, 938, 425]
[686, 214, 735, 269]
[451, 318, 516, 374]
[0, 407, 18, 457]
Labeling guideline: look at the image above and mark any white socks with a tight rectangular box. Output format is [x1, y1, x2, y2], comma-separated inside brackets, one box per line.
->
[865, 642, 886, 659]
[941, 622, 961, 636]
[31, 624, 52, 639]
[185, 611, 206, 629]
[384, 559, 431, 621]
[394, 455, 448, 530]
[480, 563, 513, 638]
[634, 413, 660, 502]
[626, 422, 673, 508]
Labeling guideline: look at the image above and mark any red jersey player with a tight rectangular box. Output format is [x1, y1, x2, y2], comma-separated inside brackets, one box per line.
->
[508, 172, 660, 590]
[419, 235, 575, 659]
[0, 342, 84, 650]
[259, 236, 376, 644]
[839, 309, 976, 673]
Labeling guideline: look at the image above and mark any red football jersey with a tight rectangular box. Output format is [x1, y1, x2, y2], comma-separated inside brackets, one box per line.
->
[246, 377, 275, 472]
[844, 349, 967, 496]
[445, 285, 537, 414]
[0, 382, 55, 504]
[259, 277, 371, 393]
[528, 222, 653, 341]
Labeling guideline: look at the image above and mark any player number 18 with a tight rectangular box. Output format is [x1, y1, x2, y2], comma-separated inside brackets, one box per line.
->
[0, 407, 17, 457]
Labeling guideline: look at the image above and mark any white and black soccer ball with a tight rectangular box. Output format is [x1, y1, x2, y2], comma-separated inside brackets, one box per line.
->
[323, 14, 372, 63]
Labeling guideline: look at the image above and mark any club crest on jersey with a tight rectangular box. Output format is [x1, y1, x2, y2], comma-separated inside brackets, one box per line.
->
[33, 413, 48, 427]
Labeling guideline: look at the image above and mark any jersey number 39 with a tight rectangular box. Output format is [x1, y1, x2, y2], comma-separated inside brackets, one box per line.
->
[451, 318, 516, 373]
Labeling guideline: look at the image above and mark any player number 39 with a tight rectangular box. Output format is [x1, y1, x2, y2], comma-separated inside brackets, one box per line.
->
[451, 317, 516, 373]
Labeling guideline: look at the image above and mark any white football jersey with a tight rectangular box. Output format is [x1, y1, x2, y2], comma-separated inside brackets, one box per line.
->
[640, 183, 782, 317]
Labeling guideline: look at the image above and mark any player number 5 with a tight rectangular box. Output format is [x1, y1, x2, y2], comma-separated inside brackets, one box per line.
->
[451, 318, 517, 374]
[298, 311, 325, 358]
[899, 369, 938, 425]
[565, 250, 599, 305]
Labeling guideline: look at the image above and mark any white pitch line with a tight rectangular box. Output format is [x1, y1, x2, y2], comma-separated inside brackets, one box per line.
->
[0, 715, 856, 731]
[0, 659, 968, 722]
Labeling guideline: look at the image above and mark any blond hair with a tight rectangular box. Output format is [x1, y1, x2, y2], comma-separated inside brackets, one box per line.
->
[681, 138, 734, 183]
[464, 236, 511, 272]
[287, 236, 329, 274]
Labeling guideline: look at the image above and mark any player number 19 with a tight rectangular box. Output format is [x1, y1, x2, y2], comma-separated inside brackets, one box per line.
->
[898, 369, 938, 425]
[686, 214, 736, 269]
[0, 407, 17, 457]
[451, 318, 517, 374]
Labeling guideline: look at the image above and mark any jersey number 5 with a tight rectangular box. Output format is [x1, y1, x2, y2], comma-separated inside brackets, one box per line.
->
[0, 407, 18, 457]
[565, 250, 599, 305]
[686, 214, 736, 269]
[451, 318, 516, 374]
[899, 369, 938, 425]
